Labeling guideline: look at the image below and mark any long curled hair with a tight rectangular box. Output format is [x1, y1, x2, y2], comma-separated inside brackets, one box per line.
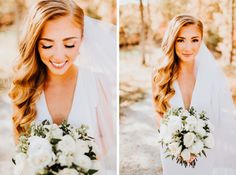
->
[9, 0, 84, 135]
[152, 14, 203, 116]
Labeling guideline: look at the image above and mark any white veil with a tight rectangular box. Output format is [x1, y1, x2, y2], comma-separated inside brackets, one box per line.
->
[75, 16, 117, 174]
[196, 43, 236, 174]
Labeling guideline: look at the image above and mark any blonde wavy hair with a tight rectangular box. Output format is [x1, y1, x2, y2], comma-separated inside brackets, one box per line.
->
[152, 14, 203, 116]
[9, 0, 84, 136]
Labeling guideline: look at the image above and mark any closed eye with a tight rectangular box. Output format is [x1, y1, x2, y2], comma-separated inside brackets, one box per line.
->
[176, 39, 184, 43]
[42, 45, 52, 49]
[65, 45, 75, 48]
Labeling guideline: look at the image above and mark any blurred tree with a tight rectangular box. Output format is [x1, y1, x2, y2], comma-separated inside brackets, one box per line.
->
[139, 0, 146, 65]
[231, 0, 236, 64]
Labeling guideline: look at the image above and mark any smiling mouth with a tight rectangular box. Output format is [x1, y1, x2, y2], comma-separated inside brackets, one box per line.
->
[50, 61, 68, 68]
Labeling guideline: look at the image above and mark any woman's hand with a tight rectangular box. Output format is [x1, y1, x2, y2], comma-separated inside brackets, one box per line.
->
[187, 155, 196, 163]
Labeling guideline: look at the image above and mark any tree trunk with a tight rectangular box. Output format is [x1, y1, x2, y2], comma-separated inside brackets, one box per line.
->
[230, 0, 236, 64]
[139, 0, 146, 65]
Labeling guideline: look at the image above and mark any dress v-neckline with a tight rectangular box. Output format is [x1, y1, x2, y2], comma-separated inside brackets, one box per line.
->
[175, 69, 199, 110]
[42, 68, 81, 124]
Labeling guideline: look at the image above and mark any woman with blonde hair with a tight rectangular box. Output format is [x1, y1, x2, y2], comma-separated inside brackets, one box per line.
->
[152, 14, 236, 174]
[9, 0, 116, 174]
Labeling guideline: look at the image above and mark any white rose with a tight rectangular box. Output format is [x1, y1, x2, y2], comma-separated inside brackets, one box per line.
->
[14, 153, 27, 175]
[75, 154, 92, 171]
[183, 132, 195, 147]
[51, 124, 63, 138]
[58, 168, 78, 175]
[28, 136, 52, 155]
[168, 142, 182, 156]
[58, 153, 74, 166]
[168, 115, 182, 133]
[28, 150, 53, 170]
[204, 133, 215, 148]
[14, 159, 36, 175]
[181, 149, 191, 161]
[196, 119, 206, 137]
[182, 110, 190, 117]
[91, 160, 101, 170]
[190, 140, 204, 154]
[57, 135, 76, 154]
[88, 141, 99, 154]
[159, 124, 168, 140]
[185, 115, 197, 131]
[158, 124, 172, 144]
[76, 140, 89, 155]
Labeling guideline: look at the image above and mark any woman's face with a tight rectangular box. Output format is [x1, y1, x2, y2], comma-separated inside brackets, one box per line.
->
[175, 24, 202, 63]
[38, 15, 82, 75]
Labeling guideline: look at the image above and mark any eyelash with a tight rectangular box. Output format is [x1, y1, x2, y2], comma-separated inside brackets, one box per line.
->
[65, 45, 75, 48]
[176, 39, 199, 43]
[42, 45, 52, 49]
[41, 45, 75, 49]
[176, 39, 184, 43]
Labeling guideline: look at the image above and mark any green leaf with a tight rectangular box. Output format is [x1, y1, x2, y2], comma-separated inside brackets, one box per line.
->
[50, 138, 61, 145]
[87, 169, 99, 175]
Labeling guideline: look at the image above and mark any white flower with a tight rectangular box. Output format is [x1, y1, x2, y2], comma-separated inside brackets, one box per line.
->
[181, 149, 191, 161]
[14, 153, 27, 175]
[76, 140, 89, 155]
[159, 124, 172, 144]
[75, 154, 92, 171]
[14, 159, 36, 175]
[190, 140, 204, 154]
[28, 136, 52, 155]
[159, 124, 168, 140]
[57, 135, 76, 154]
[204, 133, 215, 148]
[182, 109, 190, 117]
[185, 115, 197, 131]
[58, 153, 75, 166]
[28, 149, 54, 170]
[168, 115, 182, 133]
[168, 142, 182, 156]
[45, 124, 63, 139]
[58, 168, 78, 175]
[183, 132, 195, 147]
[91, 160, 101, 170]
[88, 141, 99, 154]
[196, 119, 206, 137]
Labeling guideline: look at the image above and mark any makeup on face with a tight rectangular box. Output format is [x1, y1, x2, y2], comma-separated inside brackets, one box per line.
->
[175, 24, 202, 63]
[38, 15, 82, 75]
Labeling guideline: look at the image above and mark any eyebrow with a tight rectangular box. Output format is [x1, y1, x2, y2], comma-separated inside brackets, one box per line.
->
[39, 37, 79, 42]
[176, 36, 200, 39]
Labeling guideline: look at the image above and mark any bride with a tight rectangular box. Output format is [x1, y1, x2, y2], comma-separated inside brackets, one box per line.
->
[152, 14, 236, 175]
[8, 0, 116, 174]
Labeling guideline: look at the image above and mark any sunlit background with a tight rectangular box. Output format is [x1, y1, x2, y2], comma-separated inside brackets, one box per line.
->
[0, 0, 116, 174]
[119, 1, 236, 175]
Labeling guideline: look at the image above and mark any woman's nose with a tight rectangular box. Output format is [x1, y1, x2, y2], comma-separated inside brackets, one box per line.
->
[183, 42, 192, 52]
[53, 45, 65, 61]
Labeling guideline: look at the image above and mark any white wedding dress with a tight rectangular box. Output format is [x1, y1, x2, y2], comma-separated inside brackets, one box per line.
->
[36, 67, 116, 175]
[159, 44, 236, 175]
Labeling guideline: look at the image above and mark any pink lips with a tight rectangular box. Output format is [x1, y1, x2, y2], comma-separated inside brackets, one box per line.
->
[182, 53, 193, 57]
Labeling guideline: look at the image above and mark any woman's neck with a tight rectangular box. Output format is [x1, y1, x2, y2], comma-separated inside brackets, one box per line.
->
[46, 65, 78, 85]
[179, 60, 196, 74]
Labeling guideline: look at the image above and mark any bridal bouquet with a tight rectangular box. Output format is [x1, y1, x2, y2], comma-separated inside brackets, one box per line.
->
[13, 120, 99, 175]
[158, 107, 215, 168]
